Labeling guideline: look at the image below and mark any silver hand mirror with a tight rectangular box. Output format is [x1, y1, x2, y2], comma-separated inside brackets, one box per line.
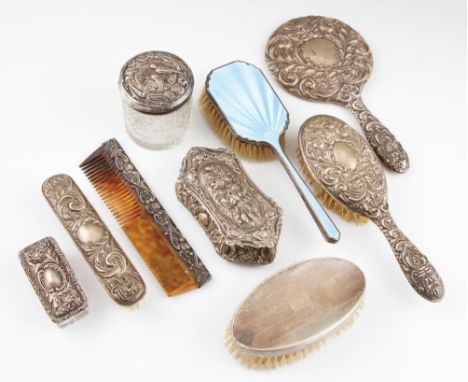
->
[266, 16, 410, 173]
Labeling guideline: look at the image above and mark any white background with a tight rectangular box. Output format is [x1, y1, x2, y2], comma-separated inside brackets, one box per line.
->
[0, 0, 466, 381]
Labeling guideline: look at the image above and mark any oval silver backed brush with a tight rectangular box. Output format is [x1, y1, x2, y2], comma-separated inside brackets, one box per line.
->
[226, 257, 365, 368]
[298, 115, 444, 302]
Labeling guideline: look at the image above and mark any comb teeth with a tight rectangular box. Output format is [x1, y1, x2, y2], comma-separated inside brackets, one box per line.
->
[80, 153, 141, 227]
[80, 138, 212, 294]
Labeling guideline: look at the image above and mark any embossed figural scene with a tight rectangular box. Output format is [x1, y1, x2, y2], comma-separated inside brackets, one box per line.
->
[176, 147, 282, 265]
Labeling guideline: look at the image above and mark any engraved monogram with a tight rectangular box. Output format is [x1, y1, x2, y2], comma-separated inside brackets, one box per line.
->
[42, 174, 146, 305]
[299, 116, 444, 301]
[19, 237, 87, 325]
[119, 51, 194, 114]
[266, 16, 409, 173]
[176, 147, 282, 265]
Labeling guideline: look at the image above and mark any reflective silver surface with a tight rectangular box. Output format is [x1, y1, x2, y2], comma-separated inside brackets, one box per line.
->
[42, 174, 146, 306]
[19, 237, 88, 326]
[119, 51, 194, 114]
[119, 51, 193, 149]
[80, 139, 212, 291]
[176, 147, 282, 264]
[206, 61, 340, 243]
[266, 16, 410, 173]
[298, 115, 444, 301]
[231, 257, 365, 357]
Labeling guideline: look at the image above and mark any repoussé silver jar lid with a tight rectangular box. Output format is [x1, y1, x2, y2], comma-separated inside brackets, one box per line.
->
[118, 51, 194, 114]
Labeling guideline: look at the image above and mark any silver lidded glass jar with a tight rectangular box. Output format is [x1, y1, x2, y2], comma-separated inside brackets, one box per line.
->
[118, 51, 194, 150]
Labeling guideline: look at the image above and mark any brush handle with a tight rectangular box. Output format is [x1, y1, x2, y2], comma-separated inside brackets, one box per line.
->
[373, 210, 444, 302]
[270, 140, 340, 243]
[345, 93, 409, 174]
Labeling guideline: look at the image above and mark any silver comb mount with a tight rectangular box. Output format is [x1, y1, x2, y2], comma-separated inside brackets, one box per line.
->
[205, 61, 340, 243]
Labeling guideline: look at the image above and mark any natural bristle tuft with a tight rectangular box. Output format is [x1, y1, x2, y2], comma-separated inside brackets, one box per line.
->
[225, 300, 363, 369]
[199, 88, 285, 161]
[296, 149, 368, 225]
[225, 333, 323, 369]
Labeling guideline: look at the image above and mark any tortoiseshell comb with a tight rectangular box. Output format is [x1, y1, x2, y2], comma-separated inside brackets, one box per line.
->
[80, 138, 211, 296]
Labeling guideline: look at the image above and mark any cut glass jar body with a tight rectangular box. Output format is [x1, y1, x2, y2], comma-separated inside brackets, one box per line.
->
[119, 51, 194, 150]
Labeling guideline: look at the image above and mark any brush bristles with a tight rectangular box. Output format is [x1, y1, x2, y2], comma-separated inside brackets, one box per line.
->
[296, 149, 368, 225]
[225, 301, 364, 369]
[199, 89, 285, 161]
[225, 331, 324, 369]
[80, 154, 141, 227]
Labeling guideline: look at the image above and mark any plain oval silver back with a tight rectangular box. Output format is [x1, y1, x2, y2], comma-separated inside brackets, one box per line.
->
[232, 257, 365, 357]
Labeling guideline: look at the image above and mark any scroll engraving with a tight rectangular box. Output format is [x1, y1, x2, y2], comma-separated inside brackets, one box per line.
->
[266, 16, 372, 101]
[266, 16, 409, 173]
[301, 115, 387, 219]
[374, 211, 444, 301]
[102, 139, 211, 286]
[19, 237, 87, 325]
[299, 115, 443, 301]
[337, 86, 409, 173]
[42, 174, 146, 305]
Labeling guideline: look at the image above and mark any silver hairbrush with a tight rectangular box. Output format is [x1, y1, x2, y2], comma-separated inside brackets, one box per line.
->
[200, 61, 340, 243]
